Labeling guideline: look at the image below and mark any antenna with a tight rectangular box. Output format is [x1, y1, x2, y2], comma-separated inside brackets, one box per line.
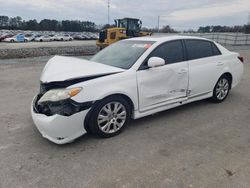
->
[108, 0, 110, 25]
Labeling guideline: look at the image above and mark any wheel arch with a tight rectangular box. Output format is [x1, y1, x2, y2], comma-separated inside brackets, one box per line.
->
[221, 72, 233, 89]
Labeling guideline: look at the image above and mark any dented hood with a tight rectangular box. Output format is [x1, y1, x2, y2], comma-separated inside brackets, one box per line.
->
[40, 56, 125, 83]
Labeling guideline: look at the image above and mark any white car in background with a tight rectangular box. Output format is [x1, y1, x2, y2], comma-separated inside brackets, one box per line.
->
[48, 34, 57, 41]
[24, 34, 36, 41]
[31, 36, 244, 144]
[35, 35, 52, 42]
[56, 34, 73, 41]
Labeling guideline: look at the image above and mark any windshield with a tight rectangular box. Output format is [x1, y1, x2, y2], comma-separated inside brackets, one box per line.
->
[91, 40, 155, 69]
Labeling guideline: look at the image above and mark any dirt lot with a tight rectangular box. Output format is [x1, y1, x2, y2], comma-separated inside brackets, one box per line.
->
[0, 48, 250, 188]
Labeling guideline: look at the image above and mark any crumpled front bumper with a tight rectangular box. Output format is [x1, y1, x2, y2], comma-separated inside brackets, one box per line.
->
[31, 97, 89, 144]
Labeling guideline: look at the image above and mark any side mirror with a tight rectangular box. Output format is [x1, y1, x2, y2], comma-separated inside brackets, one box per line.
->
[148, 57, 165, 68]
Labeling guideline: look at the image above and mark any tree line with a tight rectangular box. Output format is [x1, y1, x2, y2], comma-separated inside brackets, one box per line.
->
[197, 25, 250, 33]
[142, 25, 250, 34]
[141, 25, 178, 33]
[1, 15, 250, 33]
[0, 15, 98, 32]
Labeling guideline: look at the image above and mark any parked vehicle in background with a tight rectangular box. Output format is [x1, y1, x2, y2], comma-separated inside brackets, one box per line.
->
[0, 33, 13, 41]
[24, 34, 36, 41]
[84, 33, 92, 40]
[56, 34, 73, 41]
[31, 36, 244, 144]
[72, 33, 98, 40]
[88, 32, 98, 40]
[49, 34, 57, 41]
[73, 34, 85, 40]
[0, 30, 99, 43]
[35, 35, 53, 42]
[3, 34, 27, 42]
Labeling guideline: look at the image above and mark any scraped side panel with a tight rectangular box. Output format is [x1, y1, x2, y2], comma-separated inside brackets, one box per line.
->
[137, 62, 188, 111]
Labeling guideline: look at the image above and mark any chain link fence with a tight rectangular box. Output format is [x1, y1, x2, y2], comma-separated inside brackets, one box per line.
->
[154, 32, 250, 46]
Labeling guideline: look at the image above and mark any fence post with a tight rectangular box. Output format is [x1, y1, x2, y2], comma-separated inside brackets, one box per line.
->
[234, 32, 238, 45]
[224, 34, 227, 45]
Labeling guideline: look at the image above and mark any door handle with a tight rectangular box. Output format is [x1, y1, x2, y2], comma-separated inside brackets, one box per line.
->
[216, 62, 224, 66]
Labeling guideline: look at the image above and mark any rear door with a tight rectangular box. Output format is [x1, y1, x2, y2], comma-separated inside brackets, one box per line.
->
[137, 40, 189, 112]
[184, 39, 224, 97]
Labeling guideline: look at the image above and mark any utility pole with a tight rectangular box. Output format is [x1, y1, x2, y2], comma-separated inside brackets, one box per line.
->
[248, 12, 250, 25]
[157, 16, 160, 33]
[108, 0, 110, 25]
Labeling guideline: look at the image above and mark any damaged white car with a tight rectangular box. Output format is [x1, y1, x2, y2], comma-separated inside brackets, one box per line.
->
[31, 36, 244, 144]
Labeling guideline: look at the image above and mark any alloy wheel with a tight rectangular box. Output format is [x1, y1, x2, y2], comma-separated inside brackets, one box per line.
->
[97, 102, 127, 134]
[216, 78, 229, 100]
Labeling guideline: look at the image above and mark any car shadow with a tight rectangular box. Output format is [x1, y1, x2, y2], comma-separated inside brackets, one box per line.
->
[67, 99, 214, 147]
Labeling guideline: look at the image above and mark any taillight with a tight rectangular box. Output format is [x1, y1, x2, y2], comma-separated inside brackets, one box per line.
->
[238, 56, 244, 63]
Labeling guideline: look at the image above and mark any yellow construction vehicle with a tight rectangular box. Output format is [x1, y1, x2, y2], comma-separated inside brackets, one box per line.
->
[96, 18, 152, 49]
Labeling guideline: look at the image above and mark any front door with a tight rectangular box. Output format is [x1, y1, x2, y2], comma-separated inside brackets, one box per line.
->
[136, 40, 189, 112]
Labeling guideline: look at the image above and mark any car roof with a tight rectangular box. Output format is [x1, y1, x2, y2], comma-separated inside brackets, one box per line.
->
[127, 35, 212, 42]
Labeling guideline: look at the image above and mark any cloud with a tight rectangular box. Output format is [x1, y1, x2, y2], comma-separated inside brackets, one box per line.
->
[164, 0, 250, 21]
[0, 0, 249, 29]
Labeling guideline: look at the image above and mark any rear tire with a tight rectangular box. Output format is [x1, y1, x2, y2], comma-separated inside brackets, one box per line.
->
[210, 75, 231, 103]
[88, 96, 131, 138]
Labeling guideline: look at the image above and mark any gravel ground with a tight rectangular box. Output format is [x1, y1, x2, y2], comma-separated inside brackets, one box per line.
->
[0, 41, 98, 59]
[0, 40, 96, 49]
[0, 48, 249, 188]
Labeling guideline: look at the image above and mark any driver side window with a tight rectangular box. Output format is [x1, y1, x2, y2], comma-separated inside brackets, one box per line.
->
[149, 40, 185, 64]
[139, 40, 185, 70]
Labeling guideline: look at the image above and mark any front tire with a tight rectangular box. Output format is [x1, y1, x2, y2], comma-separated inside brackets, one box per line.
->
[211, 75, 231, 103]
[88, 96, 131, 138]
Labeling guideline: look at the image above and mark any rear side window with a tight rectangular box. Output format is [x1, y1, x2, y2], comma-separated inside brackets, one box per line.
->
[186, 40, 215, 60]
[149, 40, 184, 64]
[211, 43, 221, 56]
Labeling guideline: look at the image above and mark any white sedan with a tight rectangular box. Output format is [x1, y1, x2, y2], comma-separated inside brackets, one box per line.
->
[35, 35, 52, 42]
[55, 34, 73, 41]
[31, 36, 244, 144]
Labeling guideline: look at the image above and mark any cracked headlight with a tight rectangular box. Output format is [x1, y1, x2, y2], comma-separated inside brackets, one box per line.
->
[38, 87, 82, 104]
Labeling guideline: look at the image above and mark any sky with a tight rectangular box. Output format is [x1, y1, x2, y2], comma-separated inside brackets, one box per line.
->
[0, 0, 250, 30]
